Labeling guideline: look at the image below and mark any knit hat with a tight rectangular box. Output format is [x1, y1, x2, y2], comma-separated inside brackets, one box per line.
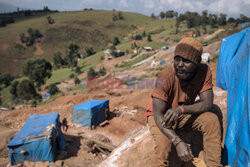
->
[174, 37, 203, 64]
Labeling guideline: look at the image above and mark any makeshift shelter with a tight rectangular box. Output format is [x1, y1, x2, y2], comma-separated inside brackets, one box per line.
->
[8, 112, 66, 165]
[216, 27, 250, 166]
[72, 99, 109, 130]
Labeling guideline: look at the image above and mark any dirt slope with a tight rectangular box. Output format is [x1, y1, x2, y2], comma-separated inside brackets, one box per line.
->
[0, 41, 227, 167]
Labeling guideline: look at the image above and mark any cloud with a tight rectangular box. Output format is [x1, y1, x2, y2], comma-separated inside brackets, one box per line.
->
[157, 0, 250, 17]
[0, 0, 249, 17]
[119, 0, 129, 8]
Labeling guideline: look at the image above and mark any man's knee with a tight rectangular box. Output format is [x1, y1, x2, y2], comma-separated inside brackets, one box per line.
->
[199, 112, 221, 132]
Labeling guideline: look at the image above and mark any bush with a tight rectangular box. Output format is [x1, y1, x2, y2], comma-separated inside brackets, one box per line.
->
[113, 37, 120, 46]
[69, 73, 75, 79]
[10, 81, 19, 98]
[0, 73, 14, 87]
[135, 34, 142, 40]
[147, 34, 152, 42]
[75, 66, 82, 74]
[16, 79, 38, 101]
[87, 68, 97, 78]
[99, 67, 106, 76]
[85, 47, 96, 57]
[23, 58, 52, 87]
[48, 84, 59, 95]
[53, 52, 64, 68]
[74, 77, 80, 85]
[46, 16, 55, 24]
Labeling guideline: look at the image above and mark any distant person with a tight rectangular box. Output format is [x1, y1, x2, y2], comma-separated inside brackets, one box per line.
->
[146, 37, 222, 167]
[61, 117, 68, 132]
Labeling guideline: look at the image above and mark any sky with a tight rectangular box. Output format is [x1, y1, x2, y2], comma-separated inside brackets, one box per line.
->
[0, 0, 250, 18]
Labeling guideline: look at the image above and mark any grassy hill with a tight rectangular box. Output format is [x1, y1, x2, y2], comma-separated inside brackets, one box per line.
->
[0, 10, 168, 75]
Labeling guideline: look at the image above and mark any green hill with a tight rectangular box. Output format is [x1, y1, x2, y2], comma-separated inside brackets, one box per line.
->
[0, 10, 161, 75]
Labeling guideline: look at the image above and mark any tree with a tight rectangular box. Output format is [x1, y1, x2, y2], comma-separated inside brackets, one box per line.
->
[209, 14, 218, 28]
[46, 16, 55, 24]
[99, 67, 106, 76]
[113, 37, 120, 46]
[160, 12, 165, 19]
[175, 18, 181, 34]
[87, 68, 97, 78]
[85, 47, 96, 57]
[10, 81, 19, 98]
[43, 6, 50, 12]
[0, 73, 14, 87]
[16, 79, 38, 101]
[23, 58, 52, 87]
[47, 84, 59, 95]
[147, 34, 152, 42]
[201, 10, 209, 25]
[65, 43, 79, 68]
[53, 52, 64, 68]
[135, 34, 142, 40]
[75, 66, 82, 74]
[142, 31, 146, 37]
[165, 10, 174, 18]
[218, 13, 227, 26]
[151, 13, 156, 19]
[228, 17, 236, 23]
[74, 77, 80, 85]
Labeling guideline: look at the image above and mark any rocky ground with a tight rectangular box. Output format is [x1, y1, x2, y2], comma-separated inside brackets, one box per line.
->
[0, 40, 228, 167]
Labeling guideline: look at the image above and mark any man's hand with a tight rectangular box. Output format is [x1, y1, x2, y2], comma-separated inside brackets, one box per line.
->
[176, 141, 194, 162]
[163, 107, 182, 127]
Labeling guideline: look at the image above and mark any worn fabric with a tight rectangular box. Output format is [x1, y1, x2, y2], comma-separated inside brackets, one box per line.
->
[174, 37, 203, 64]
[148, 106, 222, 167]
[147, 64, 213, 116]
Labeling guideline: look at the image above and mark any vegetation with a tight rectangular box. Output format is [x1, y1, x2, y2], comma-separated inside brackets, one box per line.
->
[64, 42, 79, 68]
[87, 67, 98, 78]
[46, 16, 55, 24]
[47, 83, 59, 95]
[23, 58, 52, 87]
[20, 28, 43, 46]
[53, 52, 65, 69]
[16, 79, 40, 101]
[0, 73, 14, 87]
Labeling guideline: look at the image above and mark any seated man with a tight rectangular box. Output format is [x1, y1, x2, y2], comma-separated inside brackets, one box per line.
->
[147, 37, 222, 167]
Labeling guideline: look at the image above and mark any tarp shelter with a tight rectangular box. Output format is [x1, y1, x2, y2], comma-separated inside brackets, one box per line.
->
[216, 27, 250, 166]
[72, 99, 109, 130]
[160, 59, 166, 65]
[8, 112, 66, 165]
[42, 93, 51, 99]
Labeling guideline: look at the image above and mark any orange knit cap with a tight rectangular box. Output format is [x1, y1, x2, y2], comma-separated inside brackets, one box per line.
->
[174, 37, 203, 64]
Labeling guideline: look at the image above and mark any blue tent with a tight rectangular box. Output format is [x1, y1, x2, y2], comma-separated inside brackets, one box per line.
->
[72, 99, 109, 130]
[8, 112, 66, 165]
[216, 27, 250, 166]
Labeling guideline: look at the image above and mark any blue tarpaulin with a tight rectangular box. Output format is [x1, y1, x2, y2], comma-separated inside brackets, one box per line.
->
[8, 112, 66, 165]
[216, 27, 250, 167]
[72, 99, 109, 130]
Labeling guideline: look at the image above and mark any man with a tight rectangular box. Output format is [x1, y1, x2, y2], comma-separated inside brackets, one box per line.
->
[147, 37, 222, 167]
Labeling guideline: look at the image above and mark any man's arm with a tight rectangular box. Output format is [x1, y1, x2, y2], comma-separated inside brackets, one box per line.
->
[153, 97, 193, 162]
[183, 88, 213, 114]
[164, 89, 213, 126]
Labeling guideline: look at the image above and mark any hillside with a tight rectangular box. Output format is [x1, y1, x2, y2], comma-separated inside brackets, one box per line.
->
[0, 10, 174, 75]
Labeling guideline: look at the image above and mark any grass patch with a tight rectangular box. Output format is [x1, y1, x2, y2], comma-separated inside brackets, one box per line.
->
[46, 68, 73, 84]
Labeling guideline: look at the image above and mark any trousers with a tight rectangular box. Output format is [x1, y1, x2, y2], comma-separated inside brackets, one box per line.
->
[148, 105, 222, 167]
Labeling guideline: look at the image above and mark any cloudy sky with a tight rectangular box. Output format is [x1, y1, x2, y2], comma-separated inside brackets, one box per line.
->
[0, 0, 249, 18]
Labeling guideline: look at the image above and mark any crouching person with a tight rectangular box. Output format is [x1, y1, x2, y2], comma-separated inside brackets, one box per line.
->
[147, 37, 222, 167]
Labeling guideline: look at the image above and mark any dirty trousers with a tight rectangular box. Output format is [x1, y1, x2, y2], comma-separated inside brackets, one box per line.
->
[148, 110, 222, 167]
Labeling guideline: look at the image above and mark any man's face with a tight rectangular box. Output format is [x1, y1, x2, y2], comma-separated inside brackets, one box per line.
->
[174, 56, 198, 81]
